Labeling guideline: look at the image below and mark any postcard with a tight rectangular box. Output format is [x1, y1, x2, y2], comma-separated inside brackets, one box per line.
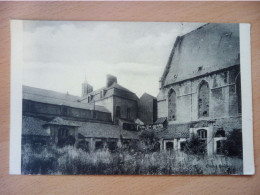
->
[10, 20, 254, 175]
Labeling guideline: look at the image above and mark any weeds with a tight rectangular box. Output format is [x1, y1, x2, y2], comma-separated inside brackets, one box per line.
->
[21, 144, 243, 175]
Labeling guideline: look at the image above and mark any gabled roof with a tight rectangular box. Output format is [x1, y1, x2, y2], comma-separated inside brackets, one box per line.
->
[140, 93, 156, 100]
[45, 117, 81, 127]
[80, 82, 139, 102]
[161, 23, 240, 87]
[23, 85, 110, 113]
[22, 116, 50, 136]
[156, 124, 189, 139]
[23, 85, 79, 101]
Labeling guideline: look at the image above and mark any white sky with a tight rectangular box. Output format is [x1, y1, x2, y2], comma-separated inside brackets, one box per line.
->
[23, 21, 204, 97]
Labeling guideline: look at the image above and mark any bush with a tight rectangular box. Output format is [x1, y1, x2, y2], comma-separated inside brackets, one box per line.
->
[21, 143, 243, 175]
[223, 129, 243, 158]
[139, 131, 160, 152]
[184, 134, 207, 155]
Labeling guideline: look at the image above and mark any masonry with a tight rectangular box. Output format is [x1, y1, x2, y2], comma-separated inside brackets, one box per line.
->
[156, 23, 242, 155]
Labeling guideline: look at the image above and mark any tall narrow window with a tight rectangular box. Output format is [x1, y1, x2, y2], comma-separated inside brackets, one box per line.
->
[198, 80, 209, 118]
[127, 108, 131, 119]
[116, 106, 121, 118]
[168, 89, 176, 121]
[236, 73, 241, 114]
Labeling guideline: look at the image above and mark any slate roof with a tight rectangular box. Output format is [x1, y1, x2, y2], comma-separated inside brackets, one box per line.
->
[156, 124, 190, 139]
[154, 117, 167, 124]
[80, 82, 139, 102]
[77, 121, 139, 139]
[161, 23, 240, 87]
[140, 93, 156, 100]
[119, 118, 136, 125]
[45, 117, 81, 127]
[22, 116, 139, 139]
[23, 85, 110, 113]
[22, 116, 50, 136]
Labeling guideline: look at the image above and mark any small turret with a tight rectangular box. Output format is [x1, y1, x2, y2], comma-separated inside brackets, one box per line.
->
[82, 76, 93, 97]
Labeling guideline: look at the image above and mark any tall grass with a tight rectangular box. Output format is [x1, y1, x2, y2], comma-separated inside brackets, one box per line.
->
[21, 144, 243, 175]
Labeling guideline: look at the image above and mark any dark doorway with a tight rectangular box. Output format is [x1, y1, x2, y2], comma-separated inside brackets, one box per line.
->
[166, 142, 174, 150]
[95, 141, 103, 150]
[216, 140, 225, 154]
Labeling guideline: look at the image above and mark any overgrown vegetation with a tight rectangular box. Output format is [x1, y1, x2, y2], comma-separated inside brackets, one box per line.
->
[22, 143, 243, 175]
[223, 129, 243, 158]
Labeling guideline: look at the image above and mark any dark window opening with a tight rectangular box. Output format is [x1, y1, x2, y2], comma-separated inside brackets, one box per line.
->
[180, 142, 186, 151]
[58, 128, 69, 139]
[197, 129, 207, 139]
[107, 142, 117, 151]
[63, 107, 68, 116]
[166, 142, 174, 150]
[215, 128, 225, 137]
[216, 140, 225, 154]
[95, 141, 103, 150]
[168, 89, 177, 121]
[198, 81, 209, 118]
[127, 108, 131, 119]
[116, 106, 121, 118]
[93, 111, 97, 119]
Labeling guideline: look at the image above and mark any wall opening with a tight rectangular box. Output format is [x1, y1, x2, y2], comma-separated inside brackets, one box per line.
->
[166, 142, 174, 150]
[198, 80, 209, 118]
[116, 106, 121, 118]
[168, 89, 177, 121]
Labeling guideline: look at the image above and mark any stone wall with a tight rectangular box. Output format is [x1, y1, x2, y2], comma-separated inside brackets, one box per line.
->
[138, 94, 157, 124]
[157, 65, 241, 123]
[113, 96, 138, 122]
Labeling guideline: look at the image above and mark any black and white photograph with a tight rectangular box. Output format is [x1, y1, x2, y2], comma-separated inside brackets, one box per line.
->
[10, 20, 254, 175]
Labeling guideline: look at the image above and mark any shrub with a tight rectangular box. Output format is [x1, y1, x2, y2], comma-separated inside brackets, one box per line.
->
[139, 131, 160, 152]
[184, 134, 207, 155]
[223, 129, 243, 158]
[21, 143, 243, 175]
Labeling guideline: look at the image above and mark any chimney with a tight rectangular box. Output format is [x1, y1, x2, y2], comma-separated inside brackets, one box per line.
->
[106, 74, 117, 87]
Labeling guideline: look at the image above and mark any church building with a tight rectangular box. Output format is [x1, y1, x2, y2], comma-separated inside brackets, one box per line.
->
[156, 23, 242, 155]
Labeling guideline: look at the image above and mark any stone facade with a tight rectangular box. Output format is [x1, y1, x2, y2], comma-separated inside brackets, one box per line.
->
[157, 23, 242, 155]
[138, 93, 157, 125]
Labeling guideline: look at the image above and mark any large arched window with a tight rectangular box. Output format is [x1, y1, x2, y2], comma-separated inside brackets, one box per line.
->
[168, 89, 177, 121]
[235, 73, 241, 114]
[116, 106, 121, 118]
[198, 80, 209, 118]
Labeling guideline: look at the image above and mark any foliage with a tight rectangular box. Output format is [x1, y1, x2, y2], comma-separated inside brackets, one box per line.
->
[21, 143, 243, 175]
[223, 129, 243, 158]
[139, 131, 160, 152]
[184, 134, 207, 155]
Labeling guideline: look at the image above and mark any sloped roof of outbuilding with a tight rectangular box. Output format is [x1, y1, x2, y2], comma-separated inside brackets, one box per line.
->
[23, 85, 110, 113]
[161, 23, 240, 86]
[78, 121, 139, 139]
[22, 116, 50, 136]
[156, 123, 190, 139]
[45, 117, 81, 127]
